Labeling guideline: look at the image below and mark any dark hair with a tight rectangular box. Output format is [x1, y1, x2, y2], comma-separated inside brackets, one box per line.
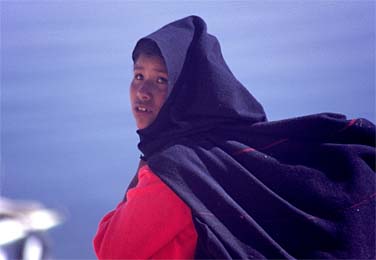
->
[132, 39, 163, 63]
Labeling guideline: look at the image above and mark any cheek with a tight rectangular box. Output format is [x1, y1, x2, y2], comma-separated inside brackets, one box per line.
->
[129, 83, 137, 100]
[155, 90, 168, 108]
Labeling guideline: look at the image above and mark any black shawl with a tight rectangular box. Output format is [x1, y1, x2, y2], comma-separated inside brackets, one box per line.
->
[133, 16, 376, 259]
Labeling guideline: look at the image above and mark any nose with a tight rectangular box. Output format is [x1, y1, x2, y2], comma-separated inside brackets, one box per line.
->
[137, 82, 152, 101]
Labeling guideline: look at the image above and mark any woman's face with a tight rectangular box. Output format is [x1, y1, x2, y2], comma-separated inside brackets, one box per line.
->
[130, 54, 169, 129]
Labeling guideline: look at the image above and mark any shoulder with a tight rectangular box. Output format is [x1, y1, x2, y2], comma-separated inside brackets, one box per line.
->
[127, 164, 190, 212]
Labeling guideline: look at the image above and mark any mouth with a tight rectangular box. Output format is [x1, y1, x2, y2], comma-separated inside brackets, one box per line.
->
[135, 105, 152, 113]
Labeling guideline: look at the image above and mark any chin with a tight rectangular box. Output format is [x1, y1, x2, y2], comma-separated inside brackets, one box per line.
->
[137, 122, 151, 130]
[136, 117, 157, 129]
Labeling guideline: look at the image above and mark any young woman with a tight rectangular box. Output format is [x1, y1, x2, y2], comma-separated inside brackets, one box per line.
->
[94, 39, 198, 259]
[94, 16, 375, 259]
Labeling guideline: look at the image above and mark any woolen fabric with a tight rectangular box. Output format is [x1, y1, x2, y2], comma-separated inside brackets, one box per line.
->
[133, 16, 376, 259]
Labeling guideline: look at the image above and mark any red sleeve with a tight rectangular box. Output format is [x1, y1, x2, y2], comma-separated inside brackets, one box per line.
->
[93, 165, 197, 259]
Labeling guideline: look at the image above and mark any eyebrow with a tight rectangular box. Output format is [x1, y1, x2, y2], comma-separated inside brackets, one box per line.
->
[133, 65, 168, 74]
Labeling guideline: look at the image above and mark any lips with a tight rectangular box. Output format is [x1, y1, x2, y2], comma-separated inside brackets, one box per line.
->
[135, 104, 152, 113]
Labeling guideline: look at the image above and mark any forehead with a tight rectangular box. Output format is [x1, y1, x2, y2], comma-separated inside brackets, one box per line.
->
[134, 54, 167, 73]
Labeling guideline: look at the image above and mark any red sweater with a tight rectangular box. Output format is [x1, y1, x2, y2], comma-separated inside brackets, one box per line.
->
[93, 165, 198, 259]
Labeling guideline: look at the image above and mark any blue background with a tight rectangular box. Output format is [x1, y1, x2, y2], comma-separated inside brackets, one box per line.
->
[1, 1, 374, 258]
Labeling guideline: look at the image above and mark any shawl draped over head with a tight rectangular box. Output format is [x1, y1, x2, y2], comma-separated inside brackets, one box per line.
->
[132, 16, 376, 259]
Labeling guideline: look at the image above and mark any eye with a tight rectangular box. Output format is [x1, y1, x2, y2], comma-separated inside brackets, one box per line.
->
[134, 73, 143, 80]
[157, 77, 168, 84]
